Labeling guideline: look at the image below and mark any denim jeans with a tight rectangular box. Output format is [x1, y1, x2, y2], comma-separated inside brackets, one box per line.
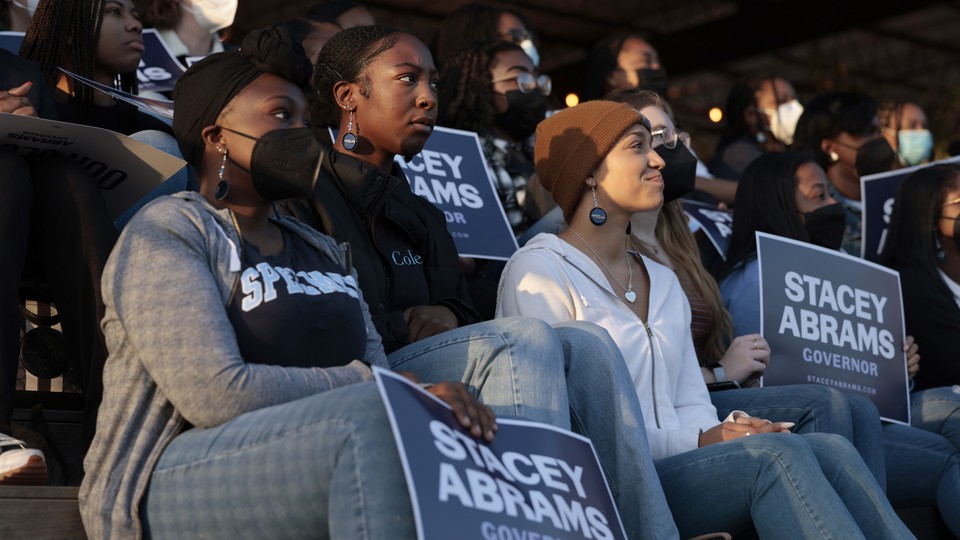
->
[911, 386, 960, 450]
[388, 317, 681, 540]
[141, 383, 414, 540]
[116, 130, 196, 230]
[655, 433, 913, 539]
[710, 385, 887, 490]
[884, 422, 960, 537]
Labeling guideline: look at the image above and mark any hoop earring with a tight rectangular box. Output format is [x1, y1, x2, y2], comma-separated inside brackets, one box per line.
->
[342, 107, 358, 151]
[589, 185, 607, 226]
[936, 236, 947, 263]
[215, 149, 230, 201]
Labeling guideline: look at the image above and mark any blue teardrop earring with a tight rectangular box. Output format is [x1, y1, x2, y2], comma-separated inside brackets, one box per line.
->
[341, 106, 358, 151]
[215, 147, 230, 201]
[589, 185, 607, 226]
[936, 235, 947, 263]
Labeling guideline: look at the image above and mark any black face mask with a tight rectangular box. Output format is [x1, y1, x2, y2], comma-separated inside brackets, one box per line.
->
[803, 203, 847, 250]
[220, 126, 322, 201]
[636, 67, 668, 97]
[494, 90, 546, 141]
[655, 143, 697, 202]
[855, 137, 897, 178]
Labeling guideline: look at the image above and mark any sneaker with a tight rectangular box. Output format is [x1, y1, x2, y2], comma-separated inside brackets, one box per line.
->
[0, 433, 48, 485]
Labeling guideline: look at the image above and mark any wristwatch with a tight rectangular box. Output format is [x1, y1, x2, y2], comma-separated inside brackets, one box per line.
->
[706, 363, 727, 383]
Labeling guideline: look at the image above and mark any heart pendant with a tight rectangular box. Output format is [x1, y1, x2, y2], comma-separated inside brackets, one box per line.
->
[624, 290, 637, 303]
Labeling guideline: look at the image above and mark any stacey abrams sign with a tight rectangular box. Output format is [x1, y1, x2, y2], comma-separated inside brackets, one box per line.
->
[374, 368, 626, 540]
[757, 232, 910, 424]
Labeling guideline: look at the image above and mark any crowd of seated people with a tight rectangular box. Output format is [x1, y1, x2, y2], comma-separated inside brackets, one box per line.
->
[2, 1, 958, 538]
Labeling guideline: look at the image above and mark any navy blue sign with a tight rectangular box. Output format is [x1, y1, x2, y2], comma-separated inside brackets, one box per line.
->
[860, 156, 960, 262]
[0, 31, 24, 54]
[395, 127, 518, 260]
[682, 199, 733, 260]
[374, 368, 626, 540]
[137, 29, 186, 93]
[757, 232, 909, 424]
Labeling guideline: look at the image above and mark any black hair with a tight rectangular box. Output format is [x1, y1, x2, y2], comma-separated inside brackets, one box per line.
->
[21, 0, 139, 130]
[582, 32, 652, 102]
[311, 25, 409, 127]
[432, 3, 533, 70]
[438, 39, 524, 134]
[285, 17, 319, 45]
[882, 164, 960, 276]
[0, 3, 9, 30]
[722, 151, 818, 276]
[792, 91, 878, 168]
[135, 0, 179, 30]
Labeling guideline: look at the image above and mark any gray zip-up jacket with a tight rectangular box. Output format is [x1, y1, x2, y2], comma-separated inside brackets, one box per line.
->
[79, 192, 388, 539]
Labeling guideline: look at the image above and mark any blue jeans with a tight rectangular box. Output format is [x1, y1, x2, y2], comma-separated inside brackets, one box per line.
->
[141, 383, 413, 539]
[911, 386, 960, 450]
[387, 317, 681, 540]
[709, 385, 886, 489]
[116, 130, 196, 230]
[884, 423, 960, 537]
[655, 433, 913, 539]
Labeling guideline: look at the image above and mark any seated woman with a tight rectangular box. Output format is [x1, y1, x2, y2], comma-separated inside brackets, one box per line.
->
[879, 99, 933, 167]
[21, 0, 172, 135]
[497, 100, 913, 539]
[883, 164, 960, 450]
[80, 24, 683, 539]
[719, 151, 960, 536]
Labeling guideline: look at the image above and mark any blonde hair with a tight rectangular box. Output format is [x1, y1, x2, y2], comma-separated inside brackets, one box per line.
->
[630, 200, 733, 363]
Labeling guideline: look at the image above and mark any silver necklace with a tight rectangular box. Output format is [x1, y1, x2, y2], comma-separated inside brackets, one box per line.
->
[568, 228, 636, 303]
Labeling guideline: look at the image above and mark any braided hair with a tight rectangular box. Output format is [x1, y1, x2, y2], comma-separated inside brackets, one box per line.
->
[311, 25, 408, 127]
[21, 0, 139, 130]
[438, 40, 524, 135]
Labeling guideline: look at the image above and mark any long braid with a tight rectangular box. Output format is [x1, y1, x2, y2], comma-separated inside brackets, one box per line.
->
[22, 0, 139, 132]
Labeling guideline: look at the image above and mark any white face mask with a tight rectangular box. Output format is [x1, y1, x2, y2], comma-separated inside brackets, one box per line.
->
[10, 0, 41, 15]
[181, 0, 238, 34]
[519, 38, 540, 67]
[760, 99, 804, 145]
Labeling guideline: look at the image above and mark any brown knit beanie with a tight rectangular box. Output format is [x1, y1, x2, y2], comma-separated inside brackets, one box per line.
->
[535, 100, 647, 223]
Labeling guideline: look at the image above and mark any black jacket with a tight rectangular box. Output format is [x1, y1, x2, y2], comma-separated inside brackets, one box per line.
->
[894, 262, 960, 391]
[279, 147, 480, 354]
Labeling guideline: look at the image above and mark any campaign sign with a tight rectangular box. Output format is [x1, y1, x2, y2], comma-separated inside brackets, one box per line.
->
[0, 113, 186, 219]
[137, 29, 186, 93]
[374, 368, 626, 540]
[757, 232, 910, 424]
[682, 199, 733, 260]
[860, 155, 960, 262]
[395, 127, 518, 260]
[60, 68, 174, 119]
[0, 31, 23, 54]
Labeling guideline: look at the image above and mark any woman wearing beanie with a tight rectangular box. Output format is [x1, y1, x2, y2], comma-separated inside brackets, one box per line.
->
[496, 100, 913, 539]
[78, 24, 501, 539]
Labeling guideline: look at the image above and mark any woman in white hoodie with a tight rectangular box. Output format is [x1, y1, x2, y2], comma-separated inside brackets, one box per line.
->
[496, 100, 913, 540]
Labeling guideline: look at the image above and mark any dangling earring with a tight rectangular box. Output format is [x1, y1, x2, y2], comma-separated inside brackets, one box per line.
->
[828, 150, 840, 163]
[936, 236, 947, 263]
[589, 185, 607, 226]
[215, 148, 230, 201]
[341, 106, 358, 151]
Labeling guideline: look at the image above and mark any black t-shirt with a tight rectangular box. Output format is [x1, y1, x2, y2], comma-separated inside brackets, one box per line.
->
[227, 228, 367, 368]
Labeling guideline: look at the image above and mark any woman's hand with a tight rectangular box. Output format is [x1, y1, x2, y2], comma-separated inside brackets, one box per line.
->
[698, 416, 794, 447]
[404, 305, 459, 342]
[717, 334, 769, 387]
[904, 335, 920, 380]
[427, 381, 498, 443]
[0, 82, 37, 117]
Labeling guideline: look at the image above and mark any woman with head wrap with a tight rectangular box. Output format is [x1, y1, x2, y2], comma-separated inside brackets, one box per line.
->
[78, 24, 500, 539]
[496, 100, 914, 539]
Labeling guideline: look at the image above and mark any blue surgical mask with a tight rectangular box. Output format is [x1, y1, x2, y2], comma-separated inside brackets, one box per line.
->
[897, 129, 933, 166]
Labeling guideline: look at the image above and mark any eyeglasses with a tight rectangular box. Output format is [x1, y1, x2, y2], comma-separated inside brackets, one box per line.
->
[501, 29, 534, 43]
[650, 127, 690, 150]
[943, 197, 960, 207]
[491, 72, 552, 96]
